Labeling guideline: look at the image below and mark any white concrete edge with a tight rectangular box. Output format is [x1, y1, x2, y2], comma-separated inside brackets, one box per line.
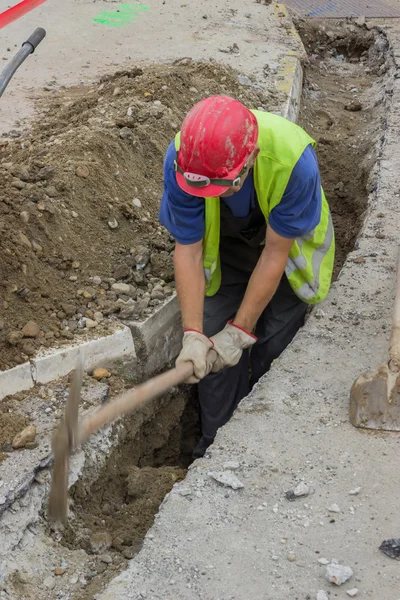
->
[0, 326, 135, 400]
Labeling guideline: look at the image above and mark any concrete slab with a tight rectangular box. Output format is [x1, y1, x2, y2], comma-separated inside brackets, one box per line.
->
[0, 362, 34, 401]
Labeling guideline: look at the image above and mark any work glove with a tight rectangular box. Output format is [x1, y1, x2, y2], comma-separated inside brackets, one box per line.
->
[211, 321, 257, 372]
[176, 329, 215, 384]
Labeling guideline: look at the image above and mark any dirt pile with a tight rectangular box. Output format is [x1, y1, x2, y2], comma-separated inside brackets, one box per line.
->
[297, 20, 391, 275]
[0, 61, 267, 370]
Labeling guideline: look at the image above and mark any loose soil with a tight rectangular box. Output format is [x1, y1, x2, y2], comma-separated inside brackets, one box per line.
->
[297, 19, 390, 276]
[0, 61, 268, 371]
[0, 412, 28, 463]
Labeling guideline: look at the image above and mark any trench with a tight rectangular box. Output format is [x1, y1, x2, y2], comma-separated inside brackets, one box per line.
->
[43, 21, 390, 600]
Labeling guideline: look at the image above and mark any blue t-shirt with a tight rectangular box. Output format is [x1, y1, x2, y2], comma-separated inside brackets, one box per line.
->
[159, 141, 322, 245]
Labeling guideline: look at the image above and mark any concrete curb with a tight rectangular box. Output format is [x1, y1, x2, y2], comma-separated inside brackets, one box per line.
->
[274, 3, 306, 123]
[0, 325, 135, 400]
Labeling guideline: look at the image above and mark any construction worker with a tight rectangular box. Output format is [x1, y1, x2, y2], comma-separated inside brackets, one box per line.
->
[159, 95, 334, 458]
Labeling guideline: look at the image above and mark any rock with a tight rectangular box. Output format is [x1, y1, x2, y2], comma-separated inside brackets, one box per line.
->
[325, 563, 353, 585]
[85, 319, 98, 329]
[99, 554, 113, 565]
[32, 240, 43, 253]
[119, 300, 138, 319]
[18, 232, 32, 249]
[318, 558, 330, 565]
[12, 179, 27, 189]
[72, 260, 80, 269]
[43, 576, 56, 590]
[355, 15, 366, 26]
[132, 270, 146, 285]
[347, 589, 359, 597]
[61, 303, 76, 317]
[328, 503, 341, 513]
[122, 547, 134, 560]
[348, 487, 361, 495]
[93, 276, 102, 285]
[209, 471, 244, 490]
[71, 210, 78, 218]
[108, 218, 118, 230]
[76, 164, 90, 178]
[287, 552, 296, 562]
[112, 282, 132, 294]
[22, 320, 40, 337]
[316, 592, 329, 600]
[120, 127, 133, 140]
[90, 531, 113, 554]
[345, 100, 362, 112]
[92, 368, 111, 380]
[379, 538, 400, 560]
[20, 211, 30, 223]
[94, 311, 104, 321]
[223, 461, 240, 470]
[21, 341, 35, 356]
[315, 308, 325, 319]
[132, 198, 142, 208]
[13, 425, 36, 448]
[150, 289, 165, 301]
[15, 570, 29, 584]
[54, 567, 66, 576]
[7, 330, 23, 346]
[293, 482, 310, 497]
[132, 245, 150, 268]
[45, 185, 58, 198]
[114, 263, 131, 280]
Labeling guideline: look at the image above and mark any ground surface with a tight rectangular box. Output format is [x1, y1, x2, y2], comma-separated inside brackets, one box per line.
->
[1, 2, 400, 600]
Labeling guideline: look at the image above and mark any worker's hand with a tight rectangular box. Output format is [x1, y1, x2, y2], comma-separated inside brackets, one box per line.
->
[211, 321, 257, 372]
[176, 330, 215, 383]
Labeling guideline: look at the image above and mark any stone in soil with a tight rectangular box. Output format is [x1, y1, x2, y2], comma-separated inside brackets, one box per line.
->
[379, 538, 400, 560]
[12, 424, 37, 449]
[92, 368, 111, 380]
[208, 471, 244, 490]
[325, 563, 353, 585]
[90, 531, 113, 554]
[22, 320, 40, 337]
[0, 413, 28, 449]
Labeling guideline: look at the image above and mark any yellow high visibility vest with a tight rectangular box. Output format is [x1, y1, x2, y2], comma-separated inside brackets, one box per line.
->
[175, 110, 335, 304]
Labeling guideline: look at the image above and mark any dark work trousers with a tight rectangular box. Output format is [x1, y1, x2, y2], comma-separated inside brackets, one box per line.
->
[194, 200, 308, 458]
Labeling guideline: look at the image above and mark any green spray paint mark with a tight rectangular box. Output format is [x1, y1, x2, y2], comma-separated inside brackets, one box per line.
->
[93, 3, 149, 27]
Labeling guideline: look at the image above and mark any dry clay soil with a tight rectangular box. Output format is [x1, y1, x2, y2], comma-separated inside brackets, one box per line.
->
[0, 61, 268, 371]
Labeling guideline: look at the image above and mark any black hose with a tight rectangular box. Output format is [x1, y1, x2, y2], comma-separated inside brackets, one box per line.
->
[0, 27, 46, 98]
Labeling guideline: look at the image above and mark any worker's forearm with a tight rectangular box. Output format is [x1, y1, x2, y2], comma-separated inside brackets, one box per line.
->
[233, 250, 285, 332]
[174, 245, 205, 332]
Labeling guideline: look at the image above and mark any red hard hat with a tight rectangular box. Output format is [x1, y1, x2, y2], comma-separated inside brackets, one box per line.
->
[175, 95, 258, 197]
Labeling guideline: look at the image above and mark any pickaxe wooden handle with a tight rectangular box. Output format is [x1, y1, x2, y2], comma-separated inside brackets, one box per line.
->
[48, 354, 213, 523]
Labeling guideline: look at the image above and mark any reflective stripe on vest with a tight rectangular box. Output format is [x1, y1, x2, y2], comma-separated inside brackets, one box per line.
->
[174, 111, 335, 304]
